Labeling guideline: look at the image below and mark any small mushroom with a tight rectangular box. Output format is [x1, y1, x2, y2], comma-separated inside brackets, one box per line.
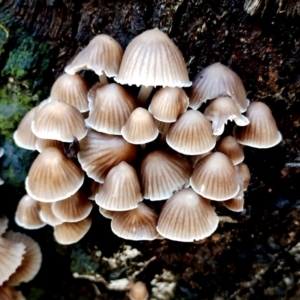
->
[0, 215, 8, 235]
[129, 281, 149, 300]
[216, 136, 244, 165]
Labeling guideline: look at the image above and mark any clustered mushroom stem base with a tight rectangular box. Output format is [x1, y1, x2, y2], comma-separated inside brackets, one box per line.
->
[137, 85, 153, 106]
[99, 73, 108, 84]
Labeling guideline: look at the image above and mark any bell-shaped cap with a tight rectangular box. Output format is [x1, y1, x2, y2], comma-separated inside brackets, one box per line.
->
[25, 147, 84, 202]
[99, 207, 115, 219]
[188, 62, 248, 111]
[38, 202, 64, 226]
[166, 110, 216, 155]
[4, 231, 42, 286]
[111, 203, 158, 240]
[236, 163, 251, 190]
[216, 136, 244, 165]
[78, 129, 138, 183]
[0, 286, 25, 300]
[13, 106, 37, 150]
[157, 188, 219, 242]
[65, 34, 123, 77]
[52, 190, 93, 222]
[222, 198, 244, 212]
[115, 28, 192, 88]
[54, 217, 92, 245]
[190, 152, 240, 201]
[15, 195, 46, 230]
[49, 73, 89, 112]
[234, 101, 282, 148]
[204, 97, 249, 135]
[129, 281, 149, 300]
[95, 161, 142, 211]
[148, 87, 189, 122]
[140, 150, 192, 200]
[87, 180, 103, 200]
[32, 100, 87, 142]
[35, 138, 64, 153]
[121, 108, 159, 144]
[86, 83, 137, 134]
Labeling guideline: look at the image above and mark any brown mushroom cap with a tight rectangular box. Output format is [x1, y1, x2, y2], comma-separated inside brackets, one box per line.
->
[0, 286, 25, 300]
[166, 110, 216, 155]
[190, 152, 240, 201]
[236, 163, 251, 190]
[129, 281, 149, 300]
[78, 129, 138, 183]
[233, 101, 282, 148]
[32, 100, 87, 142]
[95, 161, 142, 211]
[140, 150, 192, 200]
[222, 198, 244, 212]
[148, 87, 189, 122]
[35, 138, 64, 153]
[111, 203, 158, 240]
[188, 62, 248, 111]
[38, 202, 64, 226]
[49, 73, 89, 112]
[157, 188, 219, 242]
[64, 34, 123, 77]
[115, 28, 192, 88]
[121, 107, 159, 144]
[15, 195, 46, 230]
[216, 136, 244, 165]
[4, 231, 42, 286]
[99, 207, 115, 219]
[0, 215, 8, 236]
[25, 147, 84, 202]
[86, 83, 137, 134]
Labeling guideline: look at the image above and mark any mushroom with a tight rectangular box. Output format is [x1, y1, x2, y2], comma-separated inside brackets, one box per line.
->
[0, 285, 25, 300]
[38, 202, 64, 226]
[99, 207, 115, 219]
[0, 215, 8, 235]
[222, 198, 245, 212]
[129, 281, 149, 300]
[236, 163, 251, 190]
[115, 28, 192, 104]
[216, 136, 244, 165]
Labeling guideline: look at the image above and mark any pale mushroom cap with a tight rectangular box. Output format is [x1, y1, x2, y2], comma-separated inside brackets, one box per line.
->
[216, 136, 244, 165]
[88, 180, 103, 200]
[26, 147, 84, 202]
[78, 129, 138, 183]
[140, 150, 192, 200]
[121, 107, 159, 144]
[99, 207, 115, 219]
[188, 62, 248, 111]
[111, 202, 158, 240]
[32, 100, 87, 142]
[52, 190, 93, 222]
[115, 28, 192, 88]
[86, 83, 137, 134]
[65, 34, 123, 77]
[95, 161, 142, 211]
[4, 231, 42, 286]
[0, 286, 25, 300]
[0, 215, 8, 235]
[39, 202, 64, 226]
[190, 152, 240, 201]
[49, 73, 89, 112]
[222, 198, 244, 212]
[236, 163, 251, 190]
[148, 87, 189, 122]
[157, 188, 219, 242]
[166, 110, 216, 155]
[129, 281, 149, 300]
[204, 97, 249, 135]
[15, 195, 46, 230]
[35, 138, 64, 153]
[0, 237, 26, 285]
[233, 101, 282, 148]
[54, 217, 92, 245]
[13, 106, 37, 150]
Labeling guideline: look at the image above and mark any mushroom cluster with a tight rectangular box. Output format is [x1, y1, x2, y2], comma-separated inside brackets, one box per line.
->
[13, 28, 282, 243]
[0, 215, 42, 299]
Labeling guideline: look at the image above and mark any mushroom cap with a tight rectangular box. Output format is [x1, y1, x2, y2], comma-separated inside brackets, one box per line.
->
[52, 190, 93, 222]
[99, 207, 115, 219]
[78, 129, 138, 183]
[166, 110, 216, 155]
[148, 87, 189, 122]
[222, 198, 244, 212]
[233, 101, 282, 148]
[13, 106, 37, 150]
[0, 286, 25, 300]
[111, 202, 158, 240]
[140, 150, 192, 200]
[4, 231, 42, 286]
[216, 136, 244, 165]
[204, 97, 249, 135]
[121, 107, 159, 144]
[236, 163, 251, 190]
[157, 188, 219, 242]
[35, 138, 64, 153]
[86, 83, 137, 134]
[38, 202, 64, 226]
[95, 161, 142, 211]
[49, 73, 89, 112]
[87, 180, 103, 200]
[64, 34, 123, 77]
[188, 62, 248, 111]
[129, 281, 149, 300]
[54, 217, 92, 245]
[0, 215, 8, 236]
[190, 152, 240, 201]
[25, 147, 84, 202]
[0, 237, 26, 285]
[115, 28, 192, 88]
[15, 195, 46, 230]
[32, 100, 87, 142]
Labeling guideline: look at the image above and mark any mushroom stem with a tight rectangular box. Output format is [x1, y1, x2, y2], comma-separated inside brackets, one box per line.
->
[137, 85, 153, 106]
[99, 73, 108, 84]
